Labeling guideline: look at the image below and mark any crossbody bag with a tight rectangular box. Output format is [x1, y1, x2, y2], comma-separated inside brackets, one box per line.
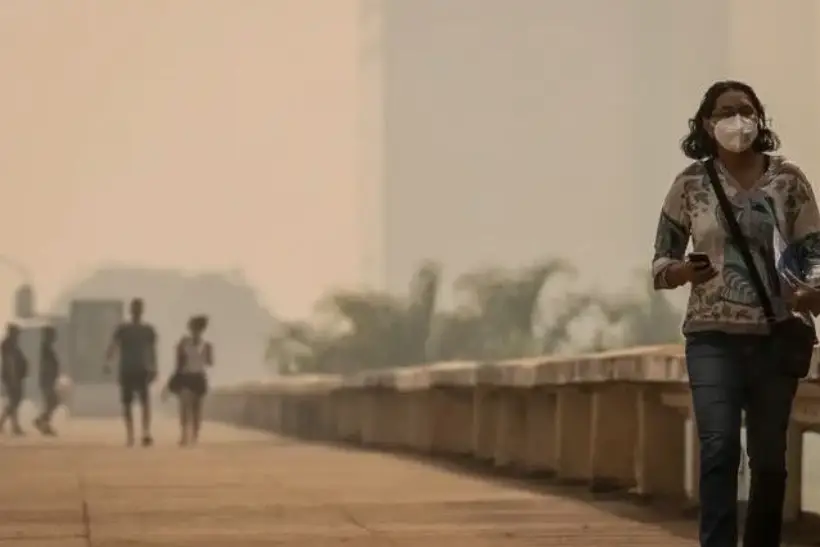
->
[704, 158, 815, 378]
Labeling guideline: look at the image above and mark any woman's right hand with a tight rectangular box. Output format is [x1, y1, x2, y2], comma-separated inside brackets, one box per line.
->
[666, 260, 718, 287]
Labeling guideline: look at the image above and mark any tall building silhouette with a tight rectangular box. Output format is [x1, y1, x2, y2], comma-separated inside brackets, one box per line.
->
[358, 0, 820, 292]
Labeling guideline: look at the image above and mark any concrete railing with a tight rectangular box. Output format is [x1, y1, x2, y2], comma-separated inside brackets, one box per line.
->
[208, 345, 820, 521]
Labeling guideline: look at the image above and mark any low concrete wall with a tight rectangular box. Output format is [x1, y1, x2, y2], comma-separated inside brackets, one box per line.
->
[208, 345, 820, 521]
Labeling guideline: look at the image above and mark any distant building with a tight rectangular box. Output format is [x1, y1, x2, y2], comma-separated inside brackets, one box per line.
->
[49, 267, 277, 384]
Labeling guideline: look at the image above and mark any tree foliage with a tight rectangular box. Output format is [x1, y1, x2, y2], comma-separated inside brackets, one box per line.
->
[265, 260, 682, 375]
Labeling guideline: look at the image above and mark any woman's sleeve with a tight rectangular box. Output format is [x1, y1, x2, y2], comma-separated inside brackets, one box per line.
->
[652, 175, 691, 289]
[785, 166, 820, 285]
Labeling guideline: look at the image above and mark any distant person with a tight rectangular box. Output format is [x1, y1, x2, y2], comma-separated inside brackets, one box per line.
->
[105, 298, 157, 447]
[166, 315, 212, 446]
[653, 80, 820, 547]
[0, 324, 28, 435]
[33, 326, 60, 436]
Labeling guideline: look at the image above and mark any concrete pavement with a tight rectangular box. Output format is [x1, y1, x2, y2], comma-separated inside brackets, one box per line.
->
[1, 416, 704, 546]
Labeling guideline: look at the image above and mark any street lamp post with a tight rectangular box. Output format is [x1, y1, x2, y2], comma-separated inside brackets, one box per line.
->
[0, 256, 35, 319]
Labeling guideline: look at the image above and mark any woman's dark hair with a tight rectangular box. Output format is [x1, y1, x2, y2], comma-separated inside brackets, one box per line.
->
[188, 315, 209, 331]
[680, 80, 780, 159]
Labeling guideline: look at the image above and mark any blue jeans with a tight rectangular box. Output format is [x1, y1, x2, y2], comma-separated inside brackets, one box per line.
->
[686, 331, 798, 547]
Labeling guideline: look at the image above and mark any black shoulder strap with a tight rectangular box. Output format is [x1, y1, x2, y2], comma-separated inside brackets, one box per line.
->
[703, 159, 776, 323]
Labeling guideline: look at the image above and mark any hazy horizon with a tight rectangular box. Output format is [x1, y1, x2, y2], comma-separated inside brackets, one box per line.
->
[2, 0, 820, 331]
[0, 1, 362, 326]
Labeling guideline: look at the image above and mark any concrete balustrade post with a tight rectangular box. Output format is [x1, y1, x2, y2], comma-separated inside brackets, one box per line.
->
[456, 388, 475, 454]
[216, 394, 228, 424]
[262, 394, 273, 431]
[589, 384, 638, 491]
[264, 394, 277, 433]
[330, 391, 345, 440]
[241, 393, 254, 428]
[262, 393, 274, 431]
[472, 386, 498, 461]
[283, 396, 294, 435]
[377, 389, 401, 446]
[370, 390, 388, 445]
[409, 390, 434, 452]
[282, 395, 292, 434]
[348, 391, 365, 444]
[421, 389, 436, 451]
[430, 388, 449, 453]
[393, 390, 409, 447]
[411, 391, 426, 447]
[341, 391, 362, 442]
[296, 397, 310, 437]
[299, 397, 318, 438]
[233, 394, 244, 425]
[334, 391, 348, 439]
[400, 391, 424, 448]
[316, 395, 333, 440]
[522, 389, 557, 474]
[360, 389, 381, 445]
[555, 387, 593, 483]
[348, 391, 362, 441]
[391, 392, 410, 446]
[249, 393, 262, 429]
[280, 395, 294, 434]
[252, 393, 264, 430]
[432, 388, 474, 455]
[493, 388, 527, 468]
[633, 388, 686, 499]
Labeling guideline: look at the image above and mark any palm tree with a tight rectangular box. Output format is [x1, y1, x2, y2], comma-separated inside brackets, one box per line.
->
[265, 320, 320, 374]
[590, 271, 683, 348]
[435, 259, 577, 360]
[266, 263, 444, 373]
[314, 289, 408, 370]
[427, 308, 485, 361]
[540, 293, 596, 354]
[403, 261, 441, 365]
[266, 258, 670, 374]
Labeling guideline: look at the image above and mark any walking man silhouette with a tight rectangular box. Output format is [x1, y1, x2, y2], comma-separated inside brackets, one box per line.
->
[34, 325, 60, 436]
[105, 298, 157, 447]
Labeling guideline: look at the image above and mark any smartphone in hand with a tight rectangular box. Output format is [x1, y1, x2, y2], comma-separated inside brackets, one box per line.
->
[688, 252, 713, 270]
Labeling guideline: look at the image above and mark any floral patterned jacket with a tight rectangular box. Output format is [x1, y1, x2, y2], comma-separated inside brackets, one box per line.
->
[652, 155, 820, 335]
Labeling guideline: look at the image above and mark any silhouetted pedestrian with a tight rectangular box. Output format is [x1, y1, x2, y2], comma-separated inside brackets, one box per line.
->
[0, 324, 27, 435]
[654, 80, 820, 547]
[34, 325, 60, 436]
[167, 315, 212, 446]
[105, 298, 157, 447]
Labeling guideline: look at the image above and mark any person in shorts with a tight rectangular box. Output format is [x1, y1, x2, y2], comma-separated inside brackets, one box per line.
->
[167, 315, 212, 446]
[105, 298, 157, 447]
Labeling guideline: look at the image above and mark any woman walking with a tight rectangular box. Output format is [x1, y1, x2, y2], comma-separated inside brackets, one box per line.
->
[168, 315, 213, 446]
[653, 80, 820, 547]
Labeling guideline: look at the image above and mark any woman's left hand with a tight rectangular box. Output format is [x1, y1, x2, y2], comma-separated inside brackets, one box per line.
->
[790, 287, 820, 314]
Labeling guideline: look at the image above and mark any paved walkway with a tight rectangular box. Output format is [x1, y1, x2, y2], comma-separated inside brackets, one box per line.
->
[1, 414, 704, 546]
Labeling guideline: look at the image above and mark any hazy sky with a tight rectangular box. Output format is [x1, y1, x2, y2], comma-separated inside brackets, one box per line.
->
[0, 0, 359, 321]
[2, 0, 820, 327]
[363, 0, 820, 300]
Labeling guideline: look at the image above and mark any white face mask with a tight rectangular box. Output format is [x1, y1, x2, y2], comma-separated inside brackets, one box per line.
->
[713, 114, 758, 153]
